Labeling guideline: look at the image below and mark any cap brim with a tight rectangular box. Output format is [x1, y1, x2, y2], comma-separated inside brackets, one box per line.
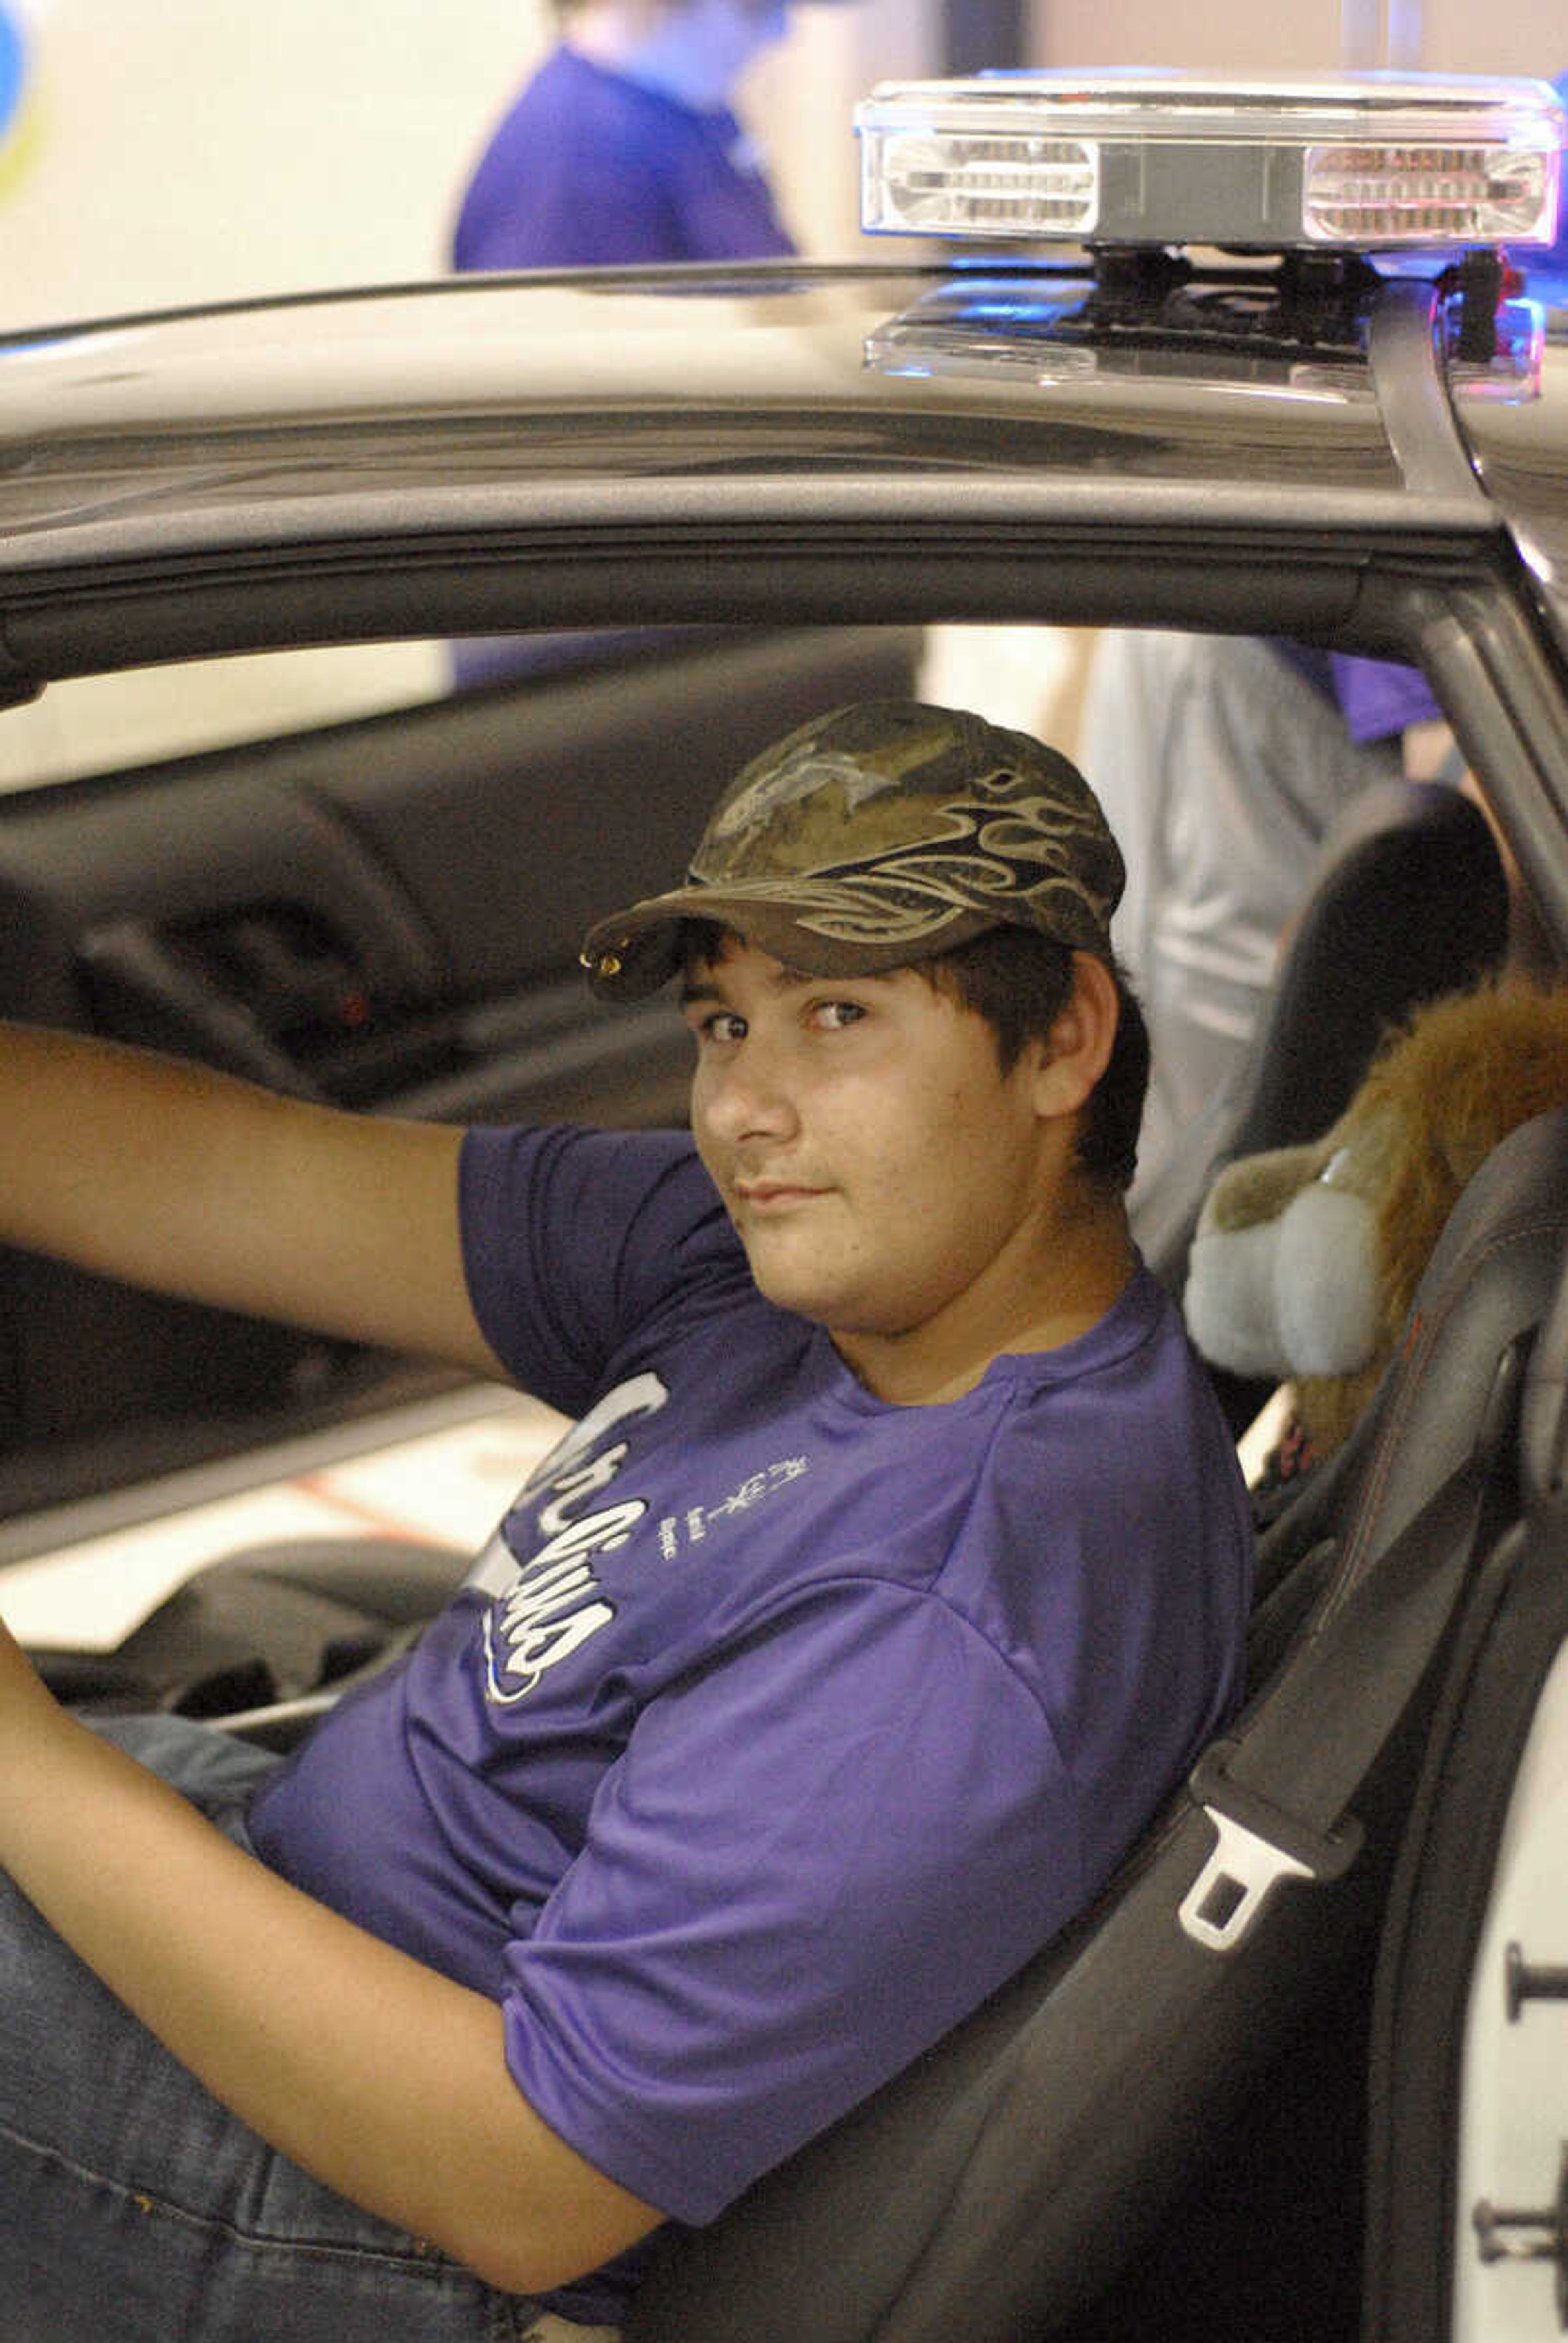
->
[580, 886, 1006, 1002]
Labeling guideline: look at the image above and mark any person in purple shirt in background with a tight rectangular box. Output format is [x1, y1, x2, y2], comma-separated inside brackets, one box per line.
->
[0, 701, 1250, 2343]
[452, 0, 805, 270]
[448, 0, 852, 685]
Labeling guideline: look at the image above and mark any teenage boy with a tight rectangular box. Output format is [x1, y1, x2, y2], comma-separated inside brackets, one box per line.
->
[0, 702, 1252, 2343]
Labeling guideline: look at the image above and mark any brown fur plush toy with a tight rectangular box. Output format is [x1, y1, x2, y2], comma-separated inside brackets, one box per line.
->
[1184, 979, 1568, 1458]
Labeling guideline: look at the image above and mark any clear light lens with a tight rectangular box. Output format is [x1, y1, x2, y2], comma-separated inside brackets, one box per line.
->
[865, 132, 1098, 236]
[856, 71, 1566, 252]
[1303, 143, 1555, 243]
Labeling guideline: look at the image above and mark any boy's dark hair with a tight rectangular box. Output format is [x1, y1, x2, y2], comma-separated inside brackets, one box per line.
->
[912, 928, 1147, 1195]
[677, 919, 1147, 1195]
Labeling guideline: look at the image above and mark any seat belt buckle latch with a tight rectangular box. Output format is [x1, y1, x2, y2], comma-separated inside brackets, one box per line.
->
[1179, 1739, 1365, 1954]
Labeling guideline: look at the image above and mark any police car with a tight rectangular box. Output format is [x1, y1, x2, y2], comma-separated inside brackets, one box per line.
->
[0, 69, 1564, 2343]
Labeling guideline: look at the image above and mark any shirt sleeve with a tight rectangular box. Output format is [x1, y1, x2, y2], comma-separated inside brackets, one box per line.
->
[459, 1124, 729, 1417]
[1329, 653, 1443, 742]
[497, 1575, 1075, 2224]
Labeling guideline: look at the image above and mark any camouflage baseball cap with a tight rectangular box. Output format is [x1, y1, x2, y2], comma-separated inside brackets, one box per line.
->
[580, 700, 1124, 1001]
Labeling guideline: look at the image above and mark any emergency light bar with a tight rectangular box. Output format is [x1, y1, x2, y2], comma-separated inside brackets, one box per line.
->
[856, 71, 1566, 251]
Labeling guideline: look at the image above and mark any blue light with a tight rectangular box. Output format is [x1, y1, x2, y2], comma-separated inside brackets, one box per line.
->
[0, 8, 26, 150]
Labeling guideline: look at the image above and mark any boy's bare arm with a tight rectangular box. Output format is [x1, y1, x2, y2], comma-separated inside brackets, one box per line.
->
[0, 1021, 507, 1380]
[0, 1624, 662, 2293]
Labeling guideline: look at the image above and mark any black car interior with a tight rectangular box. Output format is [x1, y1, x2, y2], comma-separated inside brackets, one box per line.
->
[0, 619, 1561, 2341]
[0, 626, 920, 1537]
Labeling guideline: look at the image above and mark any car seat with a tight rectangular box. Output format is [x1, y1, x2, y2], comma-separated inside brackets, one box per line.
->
[1133, 777, 1510, 1346]
[623, 1108, 1568, 2343]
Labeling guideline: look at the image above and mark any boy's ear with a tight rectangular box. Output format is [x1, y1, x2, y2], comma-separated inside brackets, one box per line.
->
[1032, 951, 1118, 1120]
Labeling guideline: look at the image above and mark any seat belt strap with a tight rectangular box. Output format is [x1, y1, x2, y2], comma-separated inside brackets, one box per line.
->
[1181, 1441, 1494, 1953]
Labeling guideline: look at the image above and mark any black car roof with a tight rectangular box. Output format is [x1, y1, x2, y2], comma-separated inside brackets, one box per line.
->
[0, 254, 1563, 954]
[0, 258, 1551, 676]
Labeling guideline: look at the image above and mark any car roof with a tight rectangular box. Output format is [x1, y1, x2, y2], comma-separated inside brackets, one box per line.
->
[0, 258, 1555, 664]
[0, 251, 1563, 953]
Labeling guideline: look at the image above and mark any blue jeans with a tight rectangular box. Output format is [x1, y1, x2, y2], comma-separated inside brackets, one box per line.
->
[0, 1714, 563, 2343]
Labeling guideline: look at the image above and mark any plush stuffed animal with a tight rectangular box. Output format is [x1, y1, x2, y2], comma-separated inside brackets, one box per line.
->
[1184, 978, 1568, 1461]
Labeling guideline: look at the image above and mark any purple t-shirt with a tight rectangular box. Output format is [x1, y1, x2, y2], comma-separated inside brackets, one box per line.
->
[451, 47, 795, 272]
[249, 1125, 1250, 2315]
[1330, 653, 1442, 743]
[1276, 642, 1443, 742]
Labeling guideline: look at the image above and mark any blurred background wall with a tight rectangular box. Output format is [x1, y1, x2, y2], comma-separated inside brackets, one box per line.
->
[0, 0, 935, 328]
[1031, 0, 1562, 74]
